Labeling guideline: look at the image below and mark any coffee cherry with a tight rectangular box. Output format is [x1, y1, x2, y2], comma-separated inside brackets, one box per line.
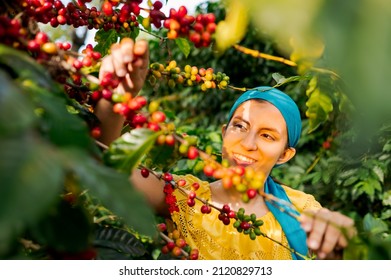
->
[240, 221, 251, 230]
[141, 168, 150, 178]
[222, 204, 231, 214]
[187, 146, 199, 160]
[167, 241, 175, 251]
[177, 179, 186, 187]
[190, 249, 199, 260]
[188, 190, 196, 200]
[90, 126, 101, 138]
[157, 223, 167, 232]
[191, 182, 200, 191]
[187, 198, 195, 207]
[246, 188, 257, 199]
[163, 172, 173, 182]
[165, 134, 176, 146]
[200, 204, 212, 214]
[151, 111, 166, 123]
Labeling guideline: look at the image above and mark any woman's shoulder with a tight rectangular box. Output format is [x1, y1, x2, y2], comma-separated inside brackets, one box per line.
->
[280, 184, 322, 211]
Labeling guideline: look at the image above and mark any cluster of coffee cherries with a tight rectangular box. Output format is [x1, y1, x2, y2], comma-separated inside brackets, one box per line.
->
[0, 15, 30, 50]
[202, 161, 266, 203]
[163, 5, 217, 48]
[149, 60, 230, 91]
[232, 207, 265, 240]
[157, 223, 199, 260]
[171, 177, 266, 241]
[22, 0, 165, 32]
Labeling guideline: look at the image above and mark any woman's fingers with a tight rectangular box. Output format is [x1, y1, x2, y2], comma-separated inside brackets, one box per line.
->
[301, 208, 355, 259]
[111, 43, 128, 78]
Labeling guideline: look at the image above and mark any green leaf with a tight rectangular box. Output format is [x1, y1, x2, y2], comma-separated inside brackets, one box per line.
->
[305, 88, 333, 132]
[0, 70, 36, 136]
[104, 128, 160, 173]
[363, 213, 389, 235]
[0, 135, 64, 256]
[94, 226, 148, 259]
[0, 45, 58, 90]
[272, 73, 305, 87]
[175, 38, 192, 58]
[352, 178, 382, 202]
[94, 29, 119, 56]
[21, 80, 95, 150]
[144, 143, 178, 172]
[67, 151, 155, 236]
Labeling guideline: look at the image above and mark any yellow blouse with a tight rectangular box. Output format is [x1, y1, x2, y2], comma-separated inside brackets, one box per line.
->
[171, 174, 321, 260]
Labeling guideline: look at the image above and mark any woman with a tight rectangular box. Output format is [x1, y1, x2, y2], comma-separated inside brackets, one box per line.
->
[95, 38, 355, 260]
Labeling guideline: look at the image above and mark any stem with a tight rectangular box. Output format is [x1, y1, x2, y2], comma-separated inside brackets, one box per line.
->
[140, 28, 167, 41]
[95, 140, 109, 150]
[233, 44, 297, 67]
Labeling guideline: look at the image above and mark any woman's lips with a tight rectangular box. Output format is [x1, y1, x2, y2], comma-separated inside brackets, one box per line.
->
[232, 153, 256, 166]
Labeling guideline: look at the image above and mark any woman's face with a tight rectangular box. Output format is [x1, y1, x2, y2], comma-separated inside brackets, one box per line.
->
[222, 99, 295, 176]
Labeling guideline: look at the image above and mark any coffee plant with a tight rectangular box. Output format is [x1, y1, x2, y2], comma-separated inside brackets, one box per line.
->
[0, 0, 390, 260]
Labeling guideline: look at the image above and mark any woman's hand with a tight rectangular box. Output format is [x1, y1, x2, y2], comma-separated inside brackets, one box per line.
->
[95, 38, 149, 145]
[300, 208, 356, 259]
[99, 38, 149, 96]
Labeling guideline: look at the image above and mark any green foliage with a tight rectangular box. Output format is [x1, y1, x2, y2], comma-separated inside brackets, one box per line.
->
[104, 128, 160, 172]
[0, 46, 155, 259]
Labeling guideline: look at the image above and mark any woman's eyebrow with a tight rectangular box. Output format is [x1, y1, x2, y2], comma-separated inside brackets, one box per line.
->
[260, 127, 282, 136]
[232, 116, 250, 125]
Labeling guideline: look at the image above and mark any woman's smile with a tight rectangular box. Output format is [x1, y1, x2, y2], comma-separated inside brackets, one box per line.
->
[232, 152, 256, 165]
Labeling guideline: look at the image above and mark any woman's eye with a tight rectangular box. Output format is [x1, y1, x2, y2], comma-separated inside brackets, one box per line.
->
[233, 123, 247, 130]
[261, 133, 274, 140]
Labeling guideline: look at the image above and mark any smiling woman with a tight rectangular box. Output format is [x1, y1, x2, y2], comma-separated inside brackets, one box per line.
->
[95, 37, 356, 260]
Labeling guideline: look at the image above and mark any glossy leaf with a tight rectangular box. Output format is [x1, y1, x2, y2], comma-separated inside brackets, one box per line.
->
[94, 226, 148, 259]
[65, 150, 155, 236]
[305, 85, 333, 133]
[175, 38, 191, 58]
[104, 128, 160, 173]
[94, 29, 119, 56]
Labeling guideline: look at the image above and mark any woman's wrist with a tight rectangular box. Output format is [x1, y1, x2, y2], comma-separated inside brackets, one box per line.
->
[94, 98, 126, 146]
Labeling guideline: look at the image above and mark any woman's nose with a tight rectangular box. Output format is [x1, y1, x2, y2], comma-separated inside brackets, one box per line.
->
[240, 132, 257, 151]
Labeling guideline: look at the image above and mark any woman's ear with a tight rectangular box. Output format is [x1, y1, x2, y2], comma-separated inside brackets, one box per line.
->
[221, 124, 227, 136]
[277, 147, 296, 165]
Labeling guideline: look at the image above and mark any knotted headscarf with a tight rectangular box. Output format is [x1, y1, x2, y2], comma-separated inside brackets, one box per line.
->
[227, 86, 306, 260]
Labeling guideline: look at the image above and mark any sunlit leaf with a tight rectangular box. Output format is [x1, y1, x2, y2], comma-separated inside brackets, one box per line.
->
[305, 87, 333, 132]
[175, 38, 191, 58]
[104, 128, 160, 173]
[215, 0, 249, 54]
[94, 29, 119, 56]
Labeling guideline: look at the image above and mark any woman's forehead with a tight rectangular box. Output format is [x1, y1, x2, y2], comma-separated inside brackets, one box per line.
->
[232, 100, 287, 131]
[233, 100, 284, 120]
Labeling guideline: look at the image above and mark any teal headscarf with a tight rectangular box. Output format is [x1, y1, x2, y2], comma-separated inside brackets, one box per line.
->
[227, 86, 306, 260]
